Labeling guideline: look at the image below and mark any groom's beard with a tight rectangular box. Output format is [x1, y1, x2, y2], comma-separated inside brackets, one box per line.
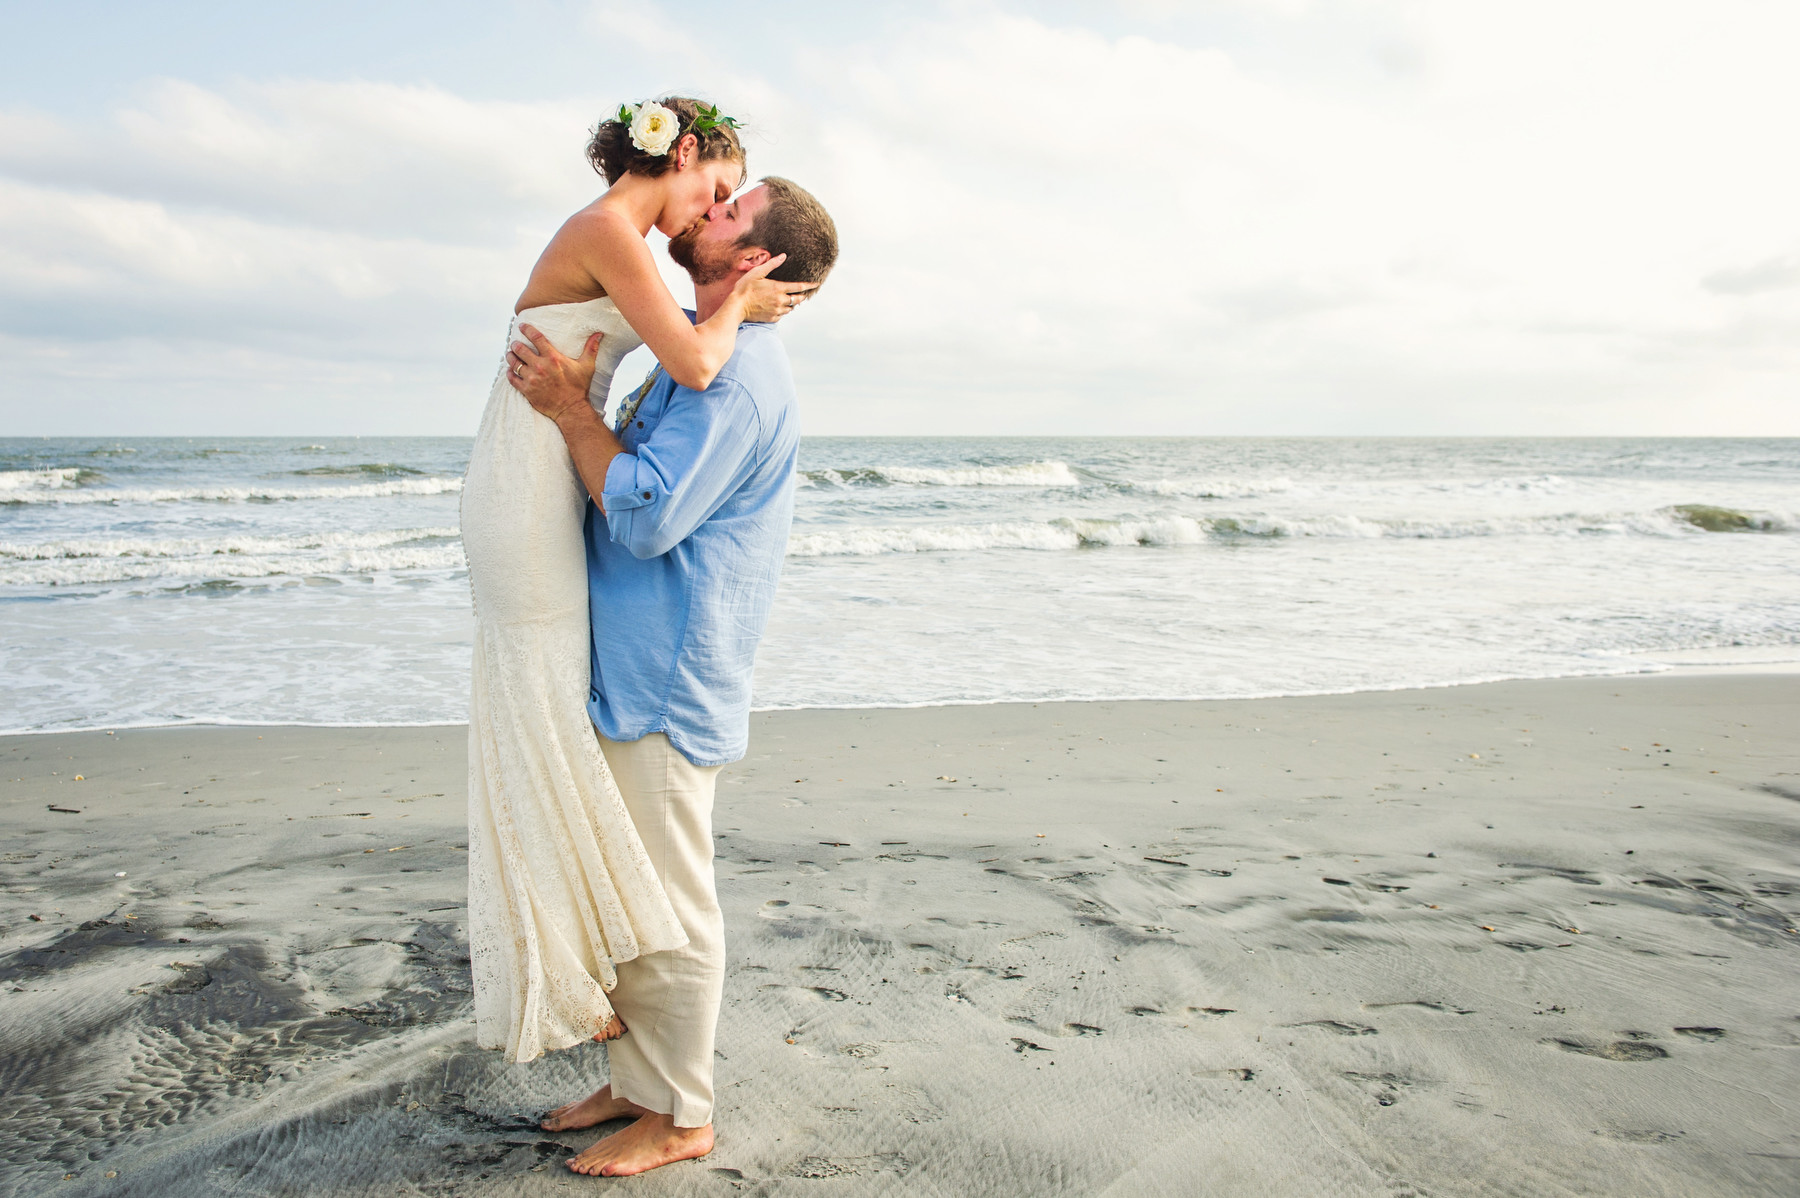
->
[667, 220, 736, 286]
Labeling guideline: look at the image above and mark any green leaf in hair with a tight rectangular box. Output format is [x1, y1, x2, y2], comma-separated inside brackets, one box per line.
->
[688, 103, 742, 135]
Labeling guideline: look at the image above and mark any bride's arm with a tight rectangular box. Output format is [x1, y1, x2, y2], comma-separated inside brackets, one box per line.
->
[508, 328, 760, 560]
[577, 209, 804, 391]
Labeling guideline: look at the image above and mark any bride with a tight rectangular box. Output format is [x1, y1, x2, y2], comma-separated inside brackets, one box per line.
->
[459, 96, 810, 1062]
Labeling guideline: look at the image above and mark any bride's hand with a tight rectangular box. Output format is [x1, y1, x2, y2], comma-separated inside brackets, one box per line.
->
[733, 253, 818, 322]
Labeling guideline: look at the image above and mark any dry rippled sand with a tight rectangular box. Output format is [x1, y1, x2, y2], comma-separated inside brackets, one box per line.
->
[1, 674, 1796, 1196]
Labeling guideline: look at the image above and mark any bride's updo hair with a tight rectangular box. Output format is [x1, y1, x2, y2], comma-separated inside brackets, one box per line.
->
[588, 96, 746, 186]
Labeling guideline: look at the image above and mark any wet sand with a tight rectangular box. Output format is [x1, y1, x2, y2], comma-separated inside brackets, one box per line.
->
[2, 673, 1797, 1196]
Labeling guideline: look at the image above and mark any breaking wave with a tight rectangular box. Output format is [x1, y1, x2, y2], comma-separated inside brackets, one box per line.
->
[291, 462, 428, 478]
[0, 467, 94, 492]
[1667, 503, 1788, 533]
[785, 505, 1795, 557]
[0, 528, 464, 586]
[798, 460, 1081, 489]
[0, 476, 464, 505]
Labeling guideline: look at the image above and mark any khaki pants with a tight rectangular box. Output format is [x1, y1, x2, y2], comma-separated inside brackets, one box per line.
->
[596, 731, 725, 1128]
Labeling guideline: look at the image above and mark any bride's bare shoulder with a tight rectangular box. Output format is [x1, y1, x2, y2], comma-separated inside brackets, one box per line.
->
[552, 200, 643, 251]
[518, 203, 647, 310]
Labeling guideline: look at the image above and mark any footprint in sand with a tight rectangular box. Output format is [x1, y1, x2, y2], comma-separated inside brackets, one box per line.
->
[758, 983, 848, 1003]
[1289, 1019, 1379, 1036]
[162, 961, 213, 994]
[789, 1153, 908, 1180]
[1673, 1026, 1726, 1041]
[1547, 1037, 1669, 1061]
[757, 900, 835, 922]
[1343, 1070, 1424, 1106]
[1498, 862, 1603, 886]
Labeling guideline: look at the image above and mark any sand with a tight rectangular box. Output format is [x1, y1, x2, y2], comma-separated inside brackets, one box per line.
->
[2, 673, 1797, 1197]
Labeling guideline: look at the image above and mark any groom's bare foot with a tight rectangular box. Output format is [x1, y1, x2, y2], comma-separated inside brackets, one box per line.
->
[567, 1112, 713, 1176]
[540, 1084, 649, 1132]
[593, 1012, 627, 1042]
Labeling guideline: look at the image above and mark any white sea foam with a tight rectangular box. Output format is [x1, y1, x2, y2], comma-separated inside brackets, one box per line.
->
[785, 506, 1794, 557]
[1066, 517, 1212, 546]
[0, 527, 462, 561]
[1127, 476, 1294, 499]
[0, 528, 465, 585]
[3, 547, 467, 587]
[0, 467, 84, 492]
[788, 517, 1226, 557]
[1453, 473, 1570, 494]
[787, 521, 1079, 556]
[14, 502, 1778, 580]
[798, 461, 1082, 489]
[0, 476, 464, 505]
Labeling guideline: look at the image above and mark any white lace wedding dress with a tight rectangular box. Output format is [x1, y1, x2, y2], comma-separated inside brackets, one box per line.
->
[460, 299, 685, 1063]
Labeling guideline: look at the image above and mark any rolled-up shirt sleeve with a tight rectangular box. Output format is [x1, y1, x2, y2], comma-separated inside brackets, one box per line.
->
[601, 381, 762, 559]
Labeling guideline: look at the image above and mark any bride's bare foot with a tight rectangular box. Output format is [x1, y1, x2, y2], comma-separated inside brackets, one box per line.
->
[567, 1112, 713, 1177]
[540, 1084, 649, 1132]
[593, 1012, 627, 1042]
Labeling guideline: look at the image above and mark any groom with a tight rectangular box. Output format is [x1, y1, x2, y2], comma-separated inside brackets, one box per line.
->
[505, 176, 837, 1177]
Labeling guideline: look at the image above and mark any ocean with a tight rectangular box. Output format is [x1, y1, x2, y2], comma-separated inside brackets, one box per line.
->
[2, 436, 1795, 734]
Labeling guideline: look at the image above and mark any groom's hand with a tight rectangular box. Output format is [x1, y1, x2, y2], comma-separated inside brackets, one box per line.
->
[507, 326, 602, 426]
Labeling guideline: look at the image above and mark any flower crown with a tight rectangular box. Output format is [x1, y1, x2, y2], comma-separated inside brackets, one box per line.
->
[614, 100, 741, 157]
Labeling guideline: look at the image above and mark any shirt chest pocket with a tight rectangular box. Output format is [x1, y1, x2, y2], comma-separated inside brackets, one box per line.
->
[614, 371, 669, 449]
[632, 390, 666, 441]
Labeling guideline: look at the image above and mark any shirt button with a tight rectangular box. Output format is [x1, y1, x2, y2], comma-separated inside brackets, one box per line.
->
[642, 491, 652, 500]
[636, 420, 644, 428]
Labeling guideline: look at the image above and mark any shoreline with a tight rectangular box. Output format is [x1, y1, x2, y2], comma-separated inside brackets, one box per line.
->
[5, 655, 1796, 738]
[4, 672, 1797, 1196]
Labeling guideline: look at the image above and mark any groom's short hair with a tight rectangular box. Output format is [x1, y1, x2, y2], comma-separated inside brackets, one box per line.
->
[741, 177, 838, 286]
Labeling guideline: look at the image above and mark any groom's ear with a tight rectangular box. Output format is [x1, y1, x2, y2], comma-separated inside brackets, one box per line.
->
[734, 246, 773, 274]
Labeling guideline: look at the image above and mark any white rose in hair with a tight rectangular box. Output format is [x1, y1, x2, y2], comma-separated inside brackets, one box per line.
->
[629, 101, 680, 156]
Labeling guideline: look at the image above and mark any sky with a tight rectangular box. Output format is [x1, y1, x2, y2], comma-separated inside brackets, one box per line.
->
[2, 0, 1797, 436]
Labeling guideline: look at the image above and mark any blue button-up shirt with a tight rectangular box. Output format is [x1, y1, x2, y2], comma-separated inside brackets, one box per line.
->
[584, 321, 799, 766]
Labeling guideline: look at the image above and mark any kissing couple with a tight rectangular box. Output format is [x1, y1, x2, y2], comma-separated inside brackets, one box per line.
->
[458, 96, 837, 1177]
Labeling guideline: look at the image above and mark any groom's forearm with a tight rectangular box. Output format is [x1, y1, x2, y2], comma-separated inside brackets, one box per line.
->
[554, 405, 627, 511]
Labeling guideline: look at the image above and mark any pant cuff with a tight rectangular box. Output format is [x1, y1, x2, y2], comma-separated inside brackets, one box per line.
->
[611, 1073, 711, 1128]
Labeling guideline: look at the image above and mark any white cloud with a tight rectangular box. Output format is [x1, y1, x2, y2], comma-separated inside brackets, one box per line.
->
[1, 1, 1796, 435]
[748, 1, 1800, 432]
[2, 79, 593, 237]
[0, 81, 619, 433]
